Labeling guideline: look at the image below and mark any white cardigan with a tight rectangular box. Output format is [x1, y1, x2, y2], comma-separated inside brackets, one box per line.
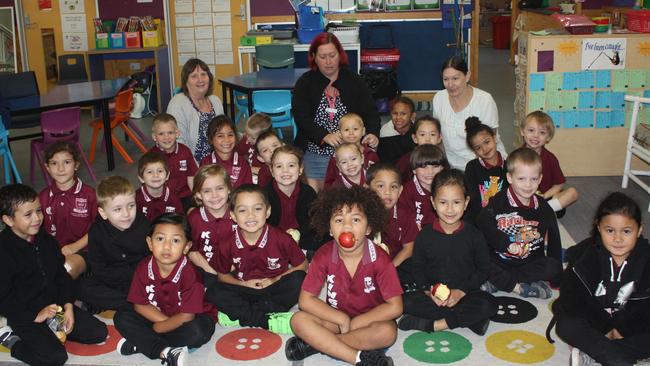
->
[432, 87, 506, 170]
[166, 93, 224, 155]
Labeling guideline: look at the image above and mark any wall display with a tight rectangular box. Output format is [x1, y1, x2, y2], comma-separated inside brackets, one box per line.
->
[581, 38, 626, 70]
[0, 7, 17, 73]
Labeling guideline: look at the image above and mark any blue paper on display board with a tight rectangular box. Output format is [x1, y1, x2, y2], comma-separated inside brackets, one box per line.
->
[441, 1, 472, 29]
[529, 74, 545, 92]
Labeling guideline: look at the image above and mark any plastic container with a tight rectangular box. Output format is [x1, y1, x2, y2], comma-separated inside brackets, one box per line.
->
[297, 28, 322, 44]
[626, 10, 650, 33]
[592, 16, 609, 33]
[328, 26, 360, 43]
[489, 15, 511, 49]
[386, 0, 412, 10]
[95, 33, 109, 49]
[142, 30, 161, 47]
[414, 0, 439, 9]
[109, 32, 125, 48]
[124, 32, 142, 48]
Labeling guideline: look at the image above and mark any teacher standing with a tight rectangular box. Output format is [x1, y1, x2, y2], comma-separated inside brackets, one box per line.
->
[432, 56, 506, 170]
[293, 33, 380, 192]
[167, 58, 224, 162]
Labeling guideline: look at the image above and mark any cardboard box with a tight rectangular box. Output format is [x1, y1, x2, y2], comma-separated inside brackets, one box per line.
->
[95, 33, 109, 49]
[109, 33, 125, 48]
[124, 32, 142, 48]
[142, 30, 161, 47]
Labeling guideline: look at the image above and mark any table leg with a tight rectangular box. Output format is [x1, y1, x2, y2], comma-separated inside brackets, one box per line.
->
[229, 87, 235, 118]
[247, 90, 254, 116]
[222, 84, 228, 117]
[238, 49, 244, 75]
[101, 99, 115, 171]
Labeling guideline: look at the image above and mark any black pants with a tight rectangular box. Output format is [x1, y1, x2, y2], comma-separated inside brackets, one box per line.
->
[489, 256, 562, 292]
[113, 311, 215, 360]
[205, 271, 305, 328]
[556, 313, 650, 366]
[403, 290, 497, 329]
[396, 258, 415, 287]
[8, 305, 108, 366]
[76, 276, 132, 312]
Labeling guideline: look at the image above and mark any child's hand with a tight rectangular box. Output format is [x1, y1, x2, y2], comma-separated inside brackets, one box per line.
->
[361, 134, 379, 150]
[606, 328, 623, 340]
[336, 313, 351, 334]
[63, 303, 75, 334]
[34, 304, 59, 323]
[61, 243, 79, 256]
[445, 289, 466, 308]
[256, 277, 279, 289]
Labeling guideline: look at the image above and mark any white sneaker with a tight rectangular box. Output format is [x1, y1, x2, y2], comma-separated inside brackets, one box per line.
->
[571, 347, 601, 366]
[161, 346, 188, 366]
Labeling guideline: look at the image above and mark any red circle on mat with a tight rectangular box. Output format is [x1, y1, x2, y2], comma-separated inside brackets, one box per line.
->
[215, 328, 282, 361]
[65, 325, 122, 356]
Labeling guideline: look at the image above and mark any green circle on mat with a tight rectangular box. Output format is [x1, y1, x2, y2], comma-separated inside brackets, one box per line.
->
[403, 331, 472, 364]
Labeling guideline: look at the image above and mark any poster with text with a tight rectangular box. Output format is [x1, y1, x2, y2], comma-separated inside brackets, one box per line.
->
[582, 38, 626, 70]
[59, 0, 84, 14]
[63, 32, 88, 51]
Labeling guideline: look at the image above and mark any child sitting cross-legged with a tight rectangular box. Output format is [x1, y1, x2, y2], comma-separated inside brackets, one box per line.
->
[0, 184, 107, 366]
[286, 186, 402, 366]
[255, 130, 284, 187]
[135, 150, 183, 222]
[476, 147, 562, 299]
[399, 169, 497, 336]
[77, 176, 151, 312]
[324, 113, 379, 187]
[553, 192, 650, 366]
[114, 213, 216, 366]
[205, 184, 307, 333]
[39, 141, 96, 279]
[199, 115, 253, 188]
[265, 145, 320, 254]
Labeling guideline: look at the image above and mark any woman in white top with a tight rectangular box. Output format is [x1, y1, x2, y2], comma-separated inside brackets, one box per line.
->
[167, 58, 224, 162]
[432, 56, 506, 169]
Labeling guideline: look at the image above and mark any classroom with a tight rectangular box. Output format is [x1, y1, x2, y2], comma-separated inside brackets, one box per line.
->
[0, 0, 649, 365]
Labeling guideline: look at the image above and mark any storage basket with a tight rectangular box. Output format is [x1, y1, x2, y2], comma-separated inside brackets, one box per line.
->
[626, 10, 650, 33]
[328, 26, 359, 43]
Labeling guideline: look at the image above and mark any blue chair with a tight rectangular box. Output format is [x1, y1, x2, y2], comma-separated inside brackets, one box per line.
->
[0, 117, 22, 184]
[252, 90, 297, 140]
[233, 90, 250, 128]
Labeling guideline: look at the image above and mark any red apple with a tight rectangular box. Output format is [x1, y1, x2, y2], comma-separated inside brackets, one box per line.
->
[338, 232, 356, 248]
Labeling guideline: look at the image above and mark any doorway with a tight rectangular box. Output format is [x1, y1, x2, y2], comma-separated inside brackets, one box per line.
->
[42, 28, 57, 87]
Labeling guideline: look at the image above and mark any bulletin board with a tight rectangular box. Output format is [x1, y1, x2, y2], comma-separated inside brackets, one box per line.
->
[516, 32, 650, 176]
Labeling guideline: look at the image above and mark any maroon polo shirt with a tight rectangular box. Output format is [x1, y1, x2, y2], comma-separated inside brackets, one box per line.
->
[324, 146, 379, 187]
[257, 164, 273, 187]
[326, 169, 367, 189]
[236, 138, 263, 169]
[397, 176, 434, 229]
[301, 239, 403, 318]
[383, 205, 419, 259]
[135, 185, 184, 222]
[215, 225, 306, 281]
[538, 147, 566, 194]
[199, 151, 253, 188]
[150, 143, 197, 199]
[188, 206, 236, 270]
[397, 152, 413, 182]
[39, 178, 97, 246]
[273, 181, 300, 231]
[128, 255, 217, 319]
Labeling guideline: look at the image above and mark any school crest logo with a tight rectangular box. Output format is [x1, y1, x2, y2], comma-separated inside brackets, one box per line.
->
[363, 276, 376, 294]
[267, 257, 280, 270]
[73, 197, 88, 215]
[179, 160, 188, 171]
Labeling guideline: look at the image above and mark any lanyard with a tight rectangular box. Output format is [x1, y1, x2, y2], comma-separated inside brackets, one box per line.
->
[325, 87, 338, 122]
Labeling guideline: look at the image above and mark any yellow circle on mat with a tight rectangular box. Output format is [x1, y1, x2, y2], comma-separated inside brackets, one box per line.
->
[0, 345, 8, 353]
[486, 330, 555, 364]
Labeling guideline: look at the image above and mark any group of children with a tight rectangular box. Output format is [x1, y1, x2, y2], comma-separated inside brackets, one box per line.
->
[0, 95, 648, 366]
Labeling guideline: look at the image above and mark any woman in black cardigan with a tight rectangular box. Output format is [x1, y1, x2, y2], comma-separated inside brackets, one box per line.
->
[292, 33, 380, 192]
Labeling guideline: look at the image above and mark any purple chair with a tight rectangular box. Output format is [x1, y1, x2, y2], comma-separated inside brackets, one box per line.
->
[30, 106, 96, 184]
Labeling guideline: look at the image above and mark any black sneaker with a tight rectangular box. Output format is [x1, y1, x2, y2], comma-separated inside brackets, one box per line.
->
[468, 319, 491, 336]
[398, 315, 434, 332]
[116, 338, 137, 356]
[285, 336, 318, 361]
[556, 208, 567, 219]
[160, 346, 188, 366]
[0, 325, 20, 349]
[357, 350, 394, 366]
